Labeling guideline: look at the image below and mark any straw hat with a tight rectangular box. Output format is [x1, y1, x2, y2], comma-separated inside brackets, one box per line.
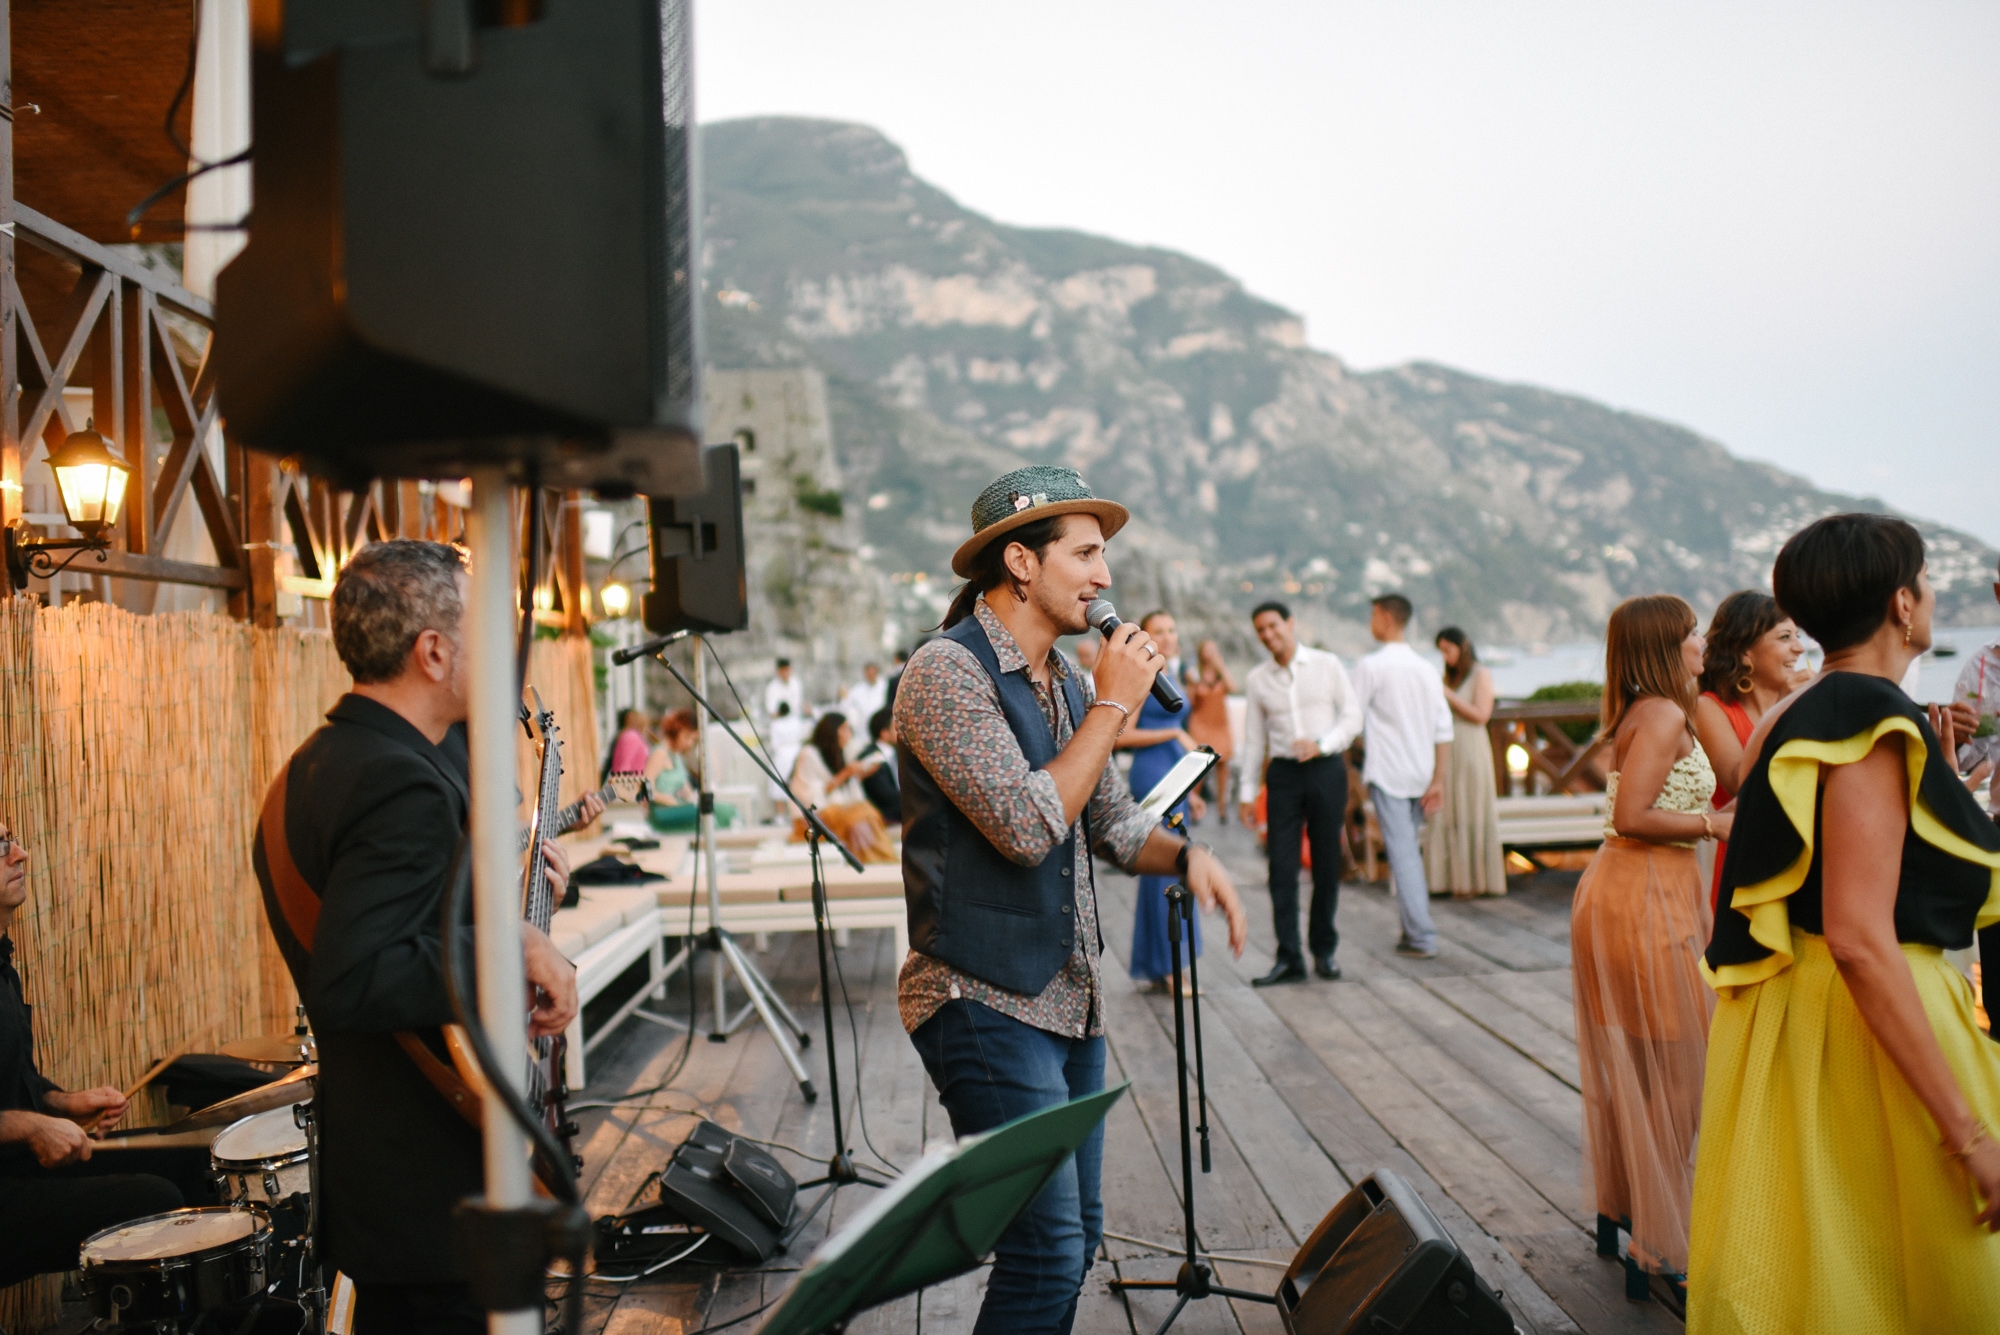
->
[950, 465, 1130, 578]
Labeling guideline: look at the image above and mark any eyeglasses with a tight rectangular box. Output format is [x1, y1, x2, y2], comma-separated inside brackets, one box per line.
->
[0, 834, 17, 856]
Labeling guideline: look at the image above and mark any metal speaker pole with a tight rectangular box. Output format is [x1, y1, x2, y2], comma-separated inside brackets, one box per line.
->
[689, 636, 817, 1099]
[466, 469, 538, 1335]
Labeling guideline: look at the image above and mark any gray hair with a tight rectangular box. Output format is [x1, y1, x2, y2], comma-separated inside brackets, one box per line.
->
[331, 540, 467, 684]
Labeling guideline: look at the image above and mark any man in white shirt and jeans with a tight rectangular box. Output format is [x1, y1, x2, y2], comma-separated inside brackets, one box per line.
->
[1238, 601, 1363, 985]
[1352, 593, 1453, 959]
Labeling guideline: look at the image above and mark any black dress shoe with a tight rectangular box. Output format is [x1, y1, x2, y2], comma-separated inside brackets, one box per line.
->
[1252, 962, 1308, 987]
[1313, 957, 1342, 981]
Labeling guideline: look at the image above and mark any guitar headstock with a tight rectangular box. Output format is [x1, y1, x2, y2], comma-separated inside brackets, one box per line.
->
[528, 686, 560, 749]
[605, 772, 649, 804]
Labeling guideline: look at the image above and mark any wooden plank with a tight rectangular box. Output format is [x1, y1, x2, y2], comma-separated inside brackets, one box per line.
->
[1358, 978, 1587, 1218]
[1471, 968, 1582, 1042]
[1267, 983, 1675, 1333]
[1428, 901, 1573, 971]
[1426, 974, 1583, 1094]
[1375, 977, 1584, 1148]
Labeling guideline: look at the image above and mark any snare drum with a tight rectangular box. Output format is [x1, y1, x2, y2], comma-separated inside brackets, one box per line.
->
[211, 1105, 310, 1209]
[79, 1207, 271, 1328]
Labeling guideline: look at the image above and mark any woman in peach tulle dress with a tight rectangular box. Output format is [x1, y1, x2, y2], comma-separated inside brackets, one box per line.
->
[1571, 595, 1727, 1314]
[1182, 639, 1237, 820]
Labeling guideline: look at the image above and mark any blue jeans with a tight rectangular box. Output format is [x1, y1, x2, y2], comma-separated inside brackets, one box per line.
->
[910, 1000, 1105, 1335]
[1371, 785, 1439, 952]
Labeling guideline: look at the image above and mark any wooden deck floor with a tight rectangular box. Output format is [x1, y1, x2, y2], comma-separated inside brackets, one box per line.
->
[565, 821, 1682, 1335]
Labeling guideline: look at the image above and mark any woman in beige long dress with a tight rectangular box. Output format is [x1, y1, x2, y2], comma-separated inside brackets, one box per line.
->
[1423, 627, 1507, 896]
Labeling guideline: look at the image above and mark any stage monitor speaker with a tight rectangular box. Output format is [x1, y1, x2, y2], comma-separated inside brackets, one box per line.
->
[1278, 1169, 1515, 1335]
[594, 1120, 797, 1265]
[642, 443, 747, 635]
[215, 0, 704, 496]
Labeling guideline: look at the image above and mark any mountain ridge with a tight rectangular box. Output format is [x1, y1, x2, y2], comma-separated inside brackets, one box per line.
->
[698, 116, 1996, 651]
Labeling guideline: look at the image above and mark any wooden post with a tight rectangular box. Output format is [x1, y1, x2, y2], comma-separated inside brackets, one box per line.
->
[0, 0, 19, 530]
[559, 488, 588, 635]
[122, 289, 153, 555]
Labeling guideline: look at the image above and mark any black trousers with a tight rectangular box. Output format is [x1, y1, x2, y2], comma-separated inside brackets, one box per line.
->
[353, 1281, 485, 1335]
[0, 1157, 183, 1287]
[1265, 754, 1347, 968]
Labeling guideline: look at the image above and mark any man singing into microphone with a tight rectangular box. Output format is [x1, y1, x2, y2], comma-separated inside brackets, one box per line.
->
[895, 466, 1248, 1335]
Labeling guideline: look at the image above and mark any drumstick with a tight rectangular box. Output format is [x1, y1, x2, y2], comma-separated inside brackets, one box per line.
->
[86, 1044, 190, 1131]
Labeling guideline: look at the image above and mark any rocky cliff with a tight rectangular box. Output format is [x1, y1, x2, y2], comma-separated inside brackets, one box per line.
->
[700, 117, 1998, 652]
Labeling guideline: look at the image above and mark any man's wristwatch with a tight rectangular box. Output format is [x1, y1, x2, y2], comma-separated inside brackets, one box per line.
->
[1176, 841, 1211, 878]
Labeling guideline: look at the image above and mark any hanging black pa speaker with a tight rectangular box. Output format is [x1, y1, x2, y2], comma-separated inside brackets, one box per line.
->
[1278, 1170, 1516, 1334]
[215, 0, 704, 496]
[642, 443, 748, 635]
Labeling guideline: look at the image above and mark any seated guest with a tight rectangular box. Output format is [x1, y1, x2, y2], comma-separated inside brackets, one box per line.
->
[0, 818, 183, 1287]
[790, 714, 894, 862]
[605, 708, 652, 779]
[858, 707, 901, 825]
[647, 709, 734, 832]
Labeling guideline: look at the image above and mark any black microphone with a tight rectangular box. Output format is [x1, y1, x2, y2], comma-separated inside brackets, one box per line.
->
[610, 628, 692, 665]
[1085, 599, 1184, 713]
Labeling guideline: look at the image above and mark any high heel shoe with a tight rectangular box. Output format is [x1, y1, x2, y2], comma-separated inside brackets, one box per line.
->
[1595, 1214, 1621, 1259]
[1624, 1254, 1651, 1303]
[1649, 1271, 1688, 1320]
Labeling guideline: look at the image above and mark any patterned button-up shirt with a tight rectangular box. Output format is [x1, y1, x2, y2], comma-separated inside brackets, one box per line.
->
[894, 596, 1157, 1038]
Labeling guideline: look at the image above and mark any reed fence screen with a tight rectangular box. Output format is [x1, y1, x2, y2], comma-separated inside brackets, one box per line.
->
[0, 600, 598, 1332]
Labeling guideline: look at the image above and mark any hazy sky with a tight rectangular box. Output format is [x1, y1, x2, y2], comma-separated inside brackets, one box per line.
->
[699, 1, 2000, 547]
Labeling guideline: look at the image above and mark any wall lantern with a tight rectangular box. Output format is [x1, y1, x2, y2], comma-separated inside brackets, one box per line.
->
[599, 581, 631, 618]
[4, 421, 133, 590]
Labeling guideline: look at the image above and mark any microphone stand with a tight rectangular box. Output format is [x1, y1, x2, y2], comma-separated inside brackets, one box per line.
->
[1109, 810, 1277, 1334]
[640, 640, 890, 1224]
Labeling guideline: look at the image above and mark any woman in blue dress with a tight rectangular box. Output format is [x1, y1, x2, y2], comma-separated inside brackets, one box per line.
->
[1122, 611, 1207, 991]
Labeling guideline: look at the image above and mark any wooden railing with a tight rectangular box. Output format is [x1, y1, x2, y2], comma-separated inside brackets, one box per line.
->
[1487, 699, 1608, 796]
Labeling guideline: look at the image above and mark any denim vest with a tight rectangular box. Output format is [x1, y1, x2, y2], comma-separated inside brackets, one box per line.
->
[899, 617, 1095, 996]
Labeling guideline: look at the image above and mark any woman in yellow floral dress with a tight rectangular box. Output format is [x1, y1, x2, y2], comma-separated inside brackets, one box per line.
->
[1690, 514, 2000, 1333]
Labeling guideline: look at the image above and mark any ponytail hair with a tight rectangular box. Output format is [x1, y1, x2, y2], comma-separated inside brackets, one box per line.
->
[938, 515, 1071, 630]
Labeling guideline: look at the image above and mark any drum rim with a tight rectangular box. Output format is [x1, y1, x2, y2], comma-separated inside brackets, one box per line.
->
[210, 1106, 310, 1171]
[80, 1206, 272, 1270]
[212, 1148, 310, 1174]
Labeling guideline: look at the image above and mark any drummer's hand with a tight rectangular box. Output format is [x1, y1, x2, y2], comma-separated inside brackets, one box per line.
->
[542, 839, 572, 900]
[0, 1110, 92, 1166]
[46, 1086, 129, 1134]
[522, 924, 579, 1039]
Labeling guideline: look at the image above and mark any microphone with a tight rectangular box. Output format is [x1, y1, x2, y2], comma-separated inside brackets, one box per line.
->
[610, 628, 692, 665]
[1085, 599, 1184, 713]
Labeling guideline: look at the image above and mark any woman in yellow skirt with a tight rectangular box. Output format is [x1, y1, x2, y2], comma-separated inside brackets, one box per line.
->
[1572, 594, 1725, 1312]
[1690, 514, 2000, 1333]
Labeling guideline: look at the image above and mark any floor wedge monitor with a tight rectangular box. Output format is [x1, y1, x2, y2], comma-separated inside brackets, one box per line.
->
[1278, 1169, 1515, 1334]
[215, 0, 704, 495]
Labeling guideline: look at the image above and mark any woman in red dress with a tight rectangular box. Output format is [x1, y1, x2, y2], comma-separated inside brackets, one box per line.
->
[1691, 591, 1808, 910]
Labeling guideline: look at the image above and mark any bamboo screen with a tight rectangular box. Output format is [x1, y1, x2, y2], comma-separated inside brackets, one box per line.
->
[0, 601, 597, 1332]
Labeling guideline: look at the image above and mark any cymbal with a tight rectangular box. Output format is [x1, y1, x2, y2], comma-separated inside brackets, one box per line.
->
[160, 1064, 316, 1133]
[219, 1033, 318, 1064]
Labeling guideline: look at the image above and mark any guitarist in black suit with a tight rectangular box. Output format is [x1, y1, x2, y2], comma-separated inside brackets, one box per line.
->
[254, 540, 583, 1335]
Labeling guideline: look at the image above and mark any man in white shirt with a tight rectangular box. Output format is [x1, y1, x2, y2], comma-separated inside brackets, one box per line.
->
[841, 662, 888, 729]
[1237, 601, 1363, 984]
[764, 657, 804, 721]
[1351, 594, 1453, 959]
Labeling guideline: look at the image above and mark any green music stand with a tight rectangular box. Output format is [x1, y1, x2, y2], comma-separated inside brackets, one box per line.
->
[755, 1083, 1128, 1335]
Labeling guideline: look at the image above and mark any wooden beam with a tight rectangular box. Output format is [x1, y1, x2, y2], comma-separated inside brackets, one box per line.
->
[85, 549, 246, 590]
[10, 205, 212, 322]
